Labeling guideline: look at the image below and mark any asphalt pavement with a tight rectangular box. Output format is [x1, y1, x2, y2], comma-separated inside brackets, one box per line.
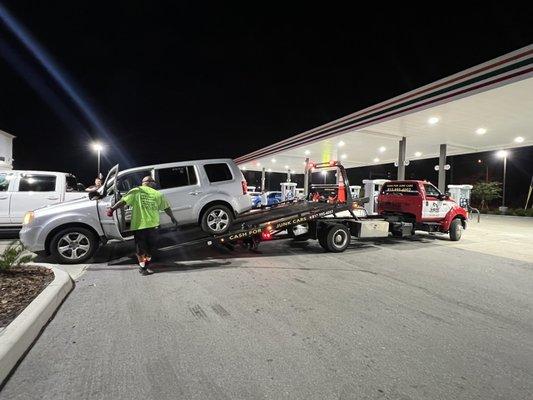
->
[1, 215, 532, 399]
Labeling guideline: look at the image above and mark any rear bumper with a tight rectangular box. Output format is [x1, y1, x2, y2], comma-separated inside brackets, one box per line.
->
[234, 195, 253, 215]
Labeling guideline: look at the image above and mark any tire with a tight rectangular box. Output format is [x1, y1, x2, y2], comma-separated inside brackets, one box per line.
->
[326, 224, 351, 253]
[50, 226, 98, 264]
[449, 218, 463, 241]
[317, 229, 329, 251]
[200, 204, 234, 235]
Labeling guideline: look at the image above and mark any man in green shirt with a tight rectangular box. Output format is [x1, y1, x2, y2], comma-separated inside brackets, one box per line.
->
[108, 176, 178, 275]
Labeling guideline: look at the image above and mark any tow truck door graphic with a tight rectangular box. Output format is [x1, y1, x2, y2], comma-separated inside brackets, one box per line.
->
[421, 183, 451, 219]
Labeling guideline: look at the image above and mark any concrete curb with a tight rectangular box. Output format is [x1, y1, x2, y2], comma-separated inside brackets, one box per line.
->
[0, 266, 73, 385]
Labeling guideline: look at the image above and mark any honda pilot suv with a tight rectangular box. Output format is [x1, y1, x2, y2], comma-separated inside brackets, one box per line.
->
[20, 159, 251, 263]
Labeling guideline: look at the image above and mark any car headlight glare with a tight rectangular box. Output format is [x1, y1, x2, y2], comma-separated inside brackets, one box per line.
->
[23, 211, 34, 226]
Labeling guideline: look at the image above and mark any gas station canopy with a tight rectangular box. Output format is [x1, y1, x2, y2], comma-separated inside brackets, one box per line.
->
[235, 45, 533, 174]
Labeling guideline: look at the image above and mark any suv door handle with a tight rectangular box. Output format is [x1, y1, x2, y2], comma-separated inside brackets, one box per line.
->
[47, 196, 60, 200]
[188, 191, 202, 195]
[0, 196, 7, 200]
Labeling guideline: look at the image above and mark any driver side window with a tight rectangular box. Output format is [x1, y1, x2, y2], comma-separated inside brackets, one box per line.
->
[424, 184, 441, 198]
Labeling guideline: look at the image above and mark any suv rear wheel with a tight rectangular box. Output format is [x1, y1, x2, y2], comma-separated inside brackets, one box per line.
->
[200, 204, 233, 235]
[50, 226, 98, 264]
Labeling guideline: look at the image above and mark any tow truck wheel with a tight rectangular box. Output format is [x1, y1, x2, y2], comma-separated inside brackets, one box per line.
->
[326, 224, 351, 252]
[50, 226, 98, 264]
[317, 229, 329, 251]
[449, 218, 463, 241]
[201, 205, 233, 235]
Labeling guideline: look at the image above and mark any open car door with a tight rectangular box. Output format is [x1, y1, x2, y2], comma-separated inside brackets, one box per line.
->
[96, 164, 127, 240]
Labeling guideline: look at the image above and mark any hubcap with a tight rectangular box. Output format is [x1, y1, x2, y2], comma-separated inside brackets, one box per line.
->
[207, 209, 229, 232]
[58, 232, 90, 260]
[333, 230, 348, 248]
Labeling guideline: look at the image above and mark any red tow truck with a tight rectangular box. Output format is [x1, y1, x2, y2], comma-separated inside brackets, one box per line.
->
[162, 162, 468, 255]
[377, 181, 468, 241]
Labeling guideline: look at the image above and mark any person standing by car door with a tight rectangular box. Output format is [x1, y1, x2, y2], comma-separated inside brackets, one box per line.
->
[107, 176, 178, 275]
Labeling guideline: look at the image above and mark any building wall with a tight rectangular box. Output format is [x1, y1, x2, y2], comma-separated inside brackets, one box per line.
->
[0, 131, 14, 170]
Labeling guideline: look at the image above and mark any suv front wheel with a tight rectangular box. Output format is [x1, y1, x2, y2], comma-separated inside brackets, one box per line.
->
[50, 226, 98, 264]
[200, 204, 234, 235]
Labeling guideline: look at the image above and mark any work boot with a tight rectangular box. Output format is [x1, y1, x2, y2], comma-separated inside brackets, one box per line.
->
[139, 266, 154, 276]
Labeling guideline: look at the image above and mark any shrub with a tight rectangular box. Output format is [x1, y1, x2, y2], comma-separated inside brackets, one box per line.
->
[514, 209, 527, 216]
[526, 208, 533, 217]
[0, 241, 36, 271]
[471, 182, 502, 210]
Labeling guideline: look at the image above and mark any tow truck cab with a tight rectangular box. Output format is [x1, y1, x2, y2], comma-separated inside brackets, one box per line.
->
[377, 180, 467, 240]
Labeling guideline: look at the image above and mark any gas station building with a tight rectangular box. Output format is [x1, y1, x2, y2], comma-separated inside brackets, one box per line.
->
[236, 45, 532, 194]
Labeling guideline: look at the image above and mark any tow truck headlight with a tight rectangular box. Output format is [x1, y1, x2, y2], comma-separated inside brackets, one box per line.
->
[23, 211, 34, 226]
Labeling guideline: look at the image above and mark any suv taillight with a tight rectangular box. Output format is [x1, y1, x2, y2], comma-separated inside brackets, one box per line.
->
[241, 180, 247, 195]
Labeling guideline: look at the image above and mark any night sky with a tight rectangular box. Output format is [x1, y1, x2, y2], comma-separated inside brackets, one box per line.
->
[0, 2, 532, 205]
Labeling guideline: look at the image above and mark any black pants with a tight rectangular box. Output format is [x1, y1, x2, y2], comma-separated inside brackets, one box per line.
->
[133, 227, 158, 257]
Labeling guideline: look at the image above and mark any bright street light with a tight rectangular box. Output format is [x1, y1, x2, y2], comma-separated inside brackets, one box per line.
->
[496, 150, 509, 211]
[91, 142, 104, 177]
[496, 150, 508, 158]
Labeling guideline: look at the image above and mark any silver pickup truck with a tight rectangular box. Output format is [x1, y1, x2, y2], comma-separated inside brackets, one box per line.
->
[20, 159, 251, 264]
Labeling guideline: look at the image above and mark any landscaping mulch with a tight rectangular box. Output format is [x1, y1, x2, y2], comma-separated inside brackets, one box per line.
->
[0, 266, 54, 328]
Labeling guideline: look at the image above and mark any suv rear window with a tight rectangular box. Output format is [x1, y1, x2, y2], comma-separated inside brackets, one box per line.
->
[158, 166, 197, 189]
[19, 175, 56, 192]
[204, 163, 233, 183]
[381, 182, 419, 195]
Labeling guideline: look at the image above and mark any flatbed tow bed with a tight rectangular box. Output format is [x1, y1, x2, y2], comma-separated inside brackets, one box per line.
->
[160, 198, 364, 253]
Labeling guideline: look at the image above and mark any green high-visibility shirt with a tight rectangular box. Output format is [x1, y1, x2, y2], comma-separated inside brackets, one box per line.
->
[121, 186, 170, 231]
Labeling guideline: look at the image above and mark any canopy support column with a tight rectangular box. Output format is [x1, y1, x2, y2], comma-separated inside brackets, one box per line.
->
[303, 157, 310, 197]
[397, 137, 406, 180]
[261, 167, 266, 192]
[438, 144, 447, 192]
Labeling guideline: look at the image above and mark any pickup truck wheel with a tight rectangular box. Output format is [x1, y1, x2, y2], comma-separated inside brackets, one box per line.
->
[326, 224, 351, 252]
[201, 205, 233, 235]
[449, 219, 463, 241]
[50, 227, 98, 264]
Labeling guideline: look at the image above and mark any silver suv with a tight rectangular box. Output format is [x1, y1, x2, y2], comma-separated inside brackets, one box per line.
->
[20, 159, 251, 264]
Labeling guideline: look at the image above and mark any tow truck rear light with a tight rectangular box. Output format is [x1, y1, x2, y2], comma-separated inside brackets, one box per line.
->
[241, 180, 247, 195]
[261, 231, 272, 240]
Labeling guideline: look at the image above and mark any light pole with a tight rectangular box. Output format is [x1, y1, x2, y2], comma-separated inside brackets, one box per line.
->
[496, 150, 509, 211]
[477, 159, 489, 182]
[91, 142, 104, 178]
